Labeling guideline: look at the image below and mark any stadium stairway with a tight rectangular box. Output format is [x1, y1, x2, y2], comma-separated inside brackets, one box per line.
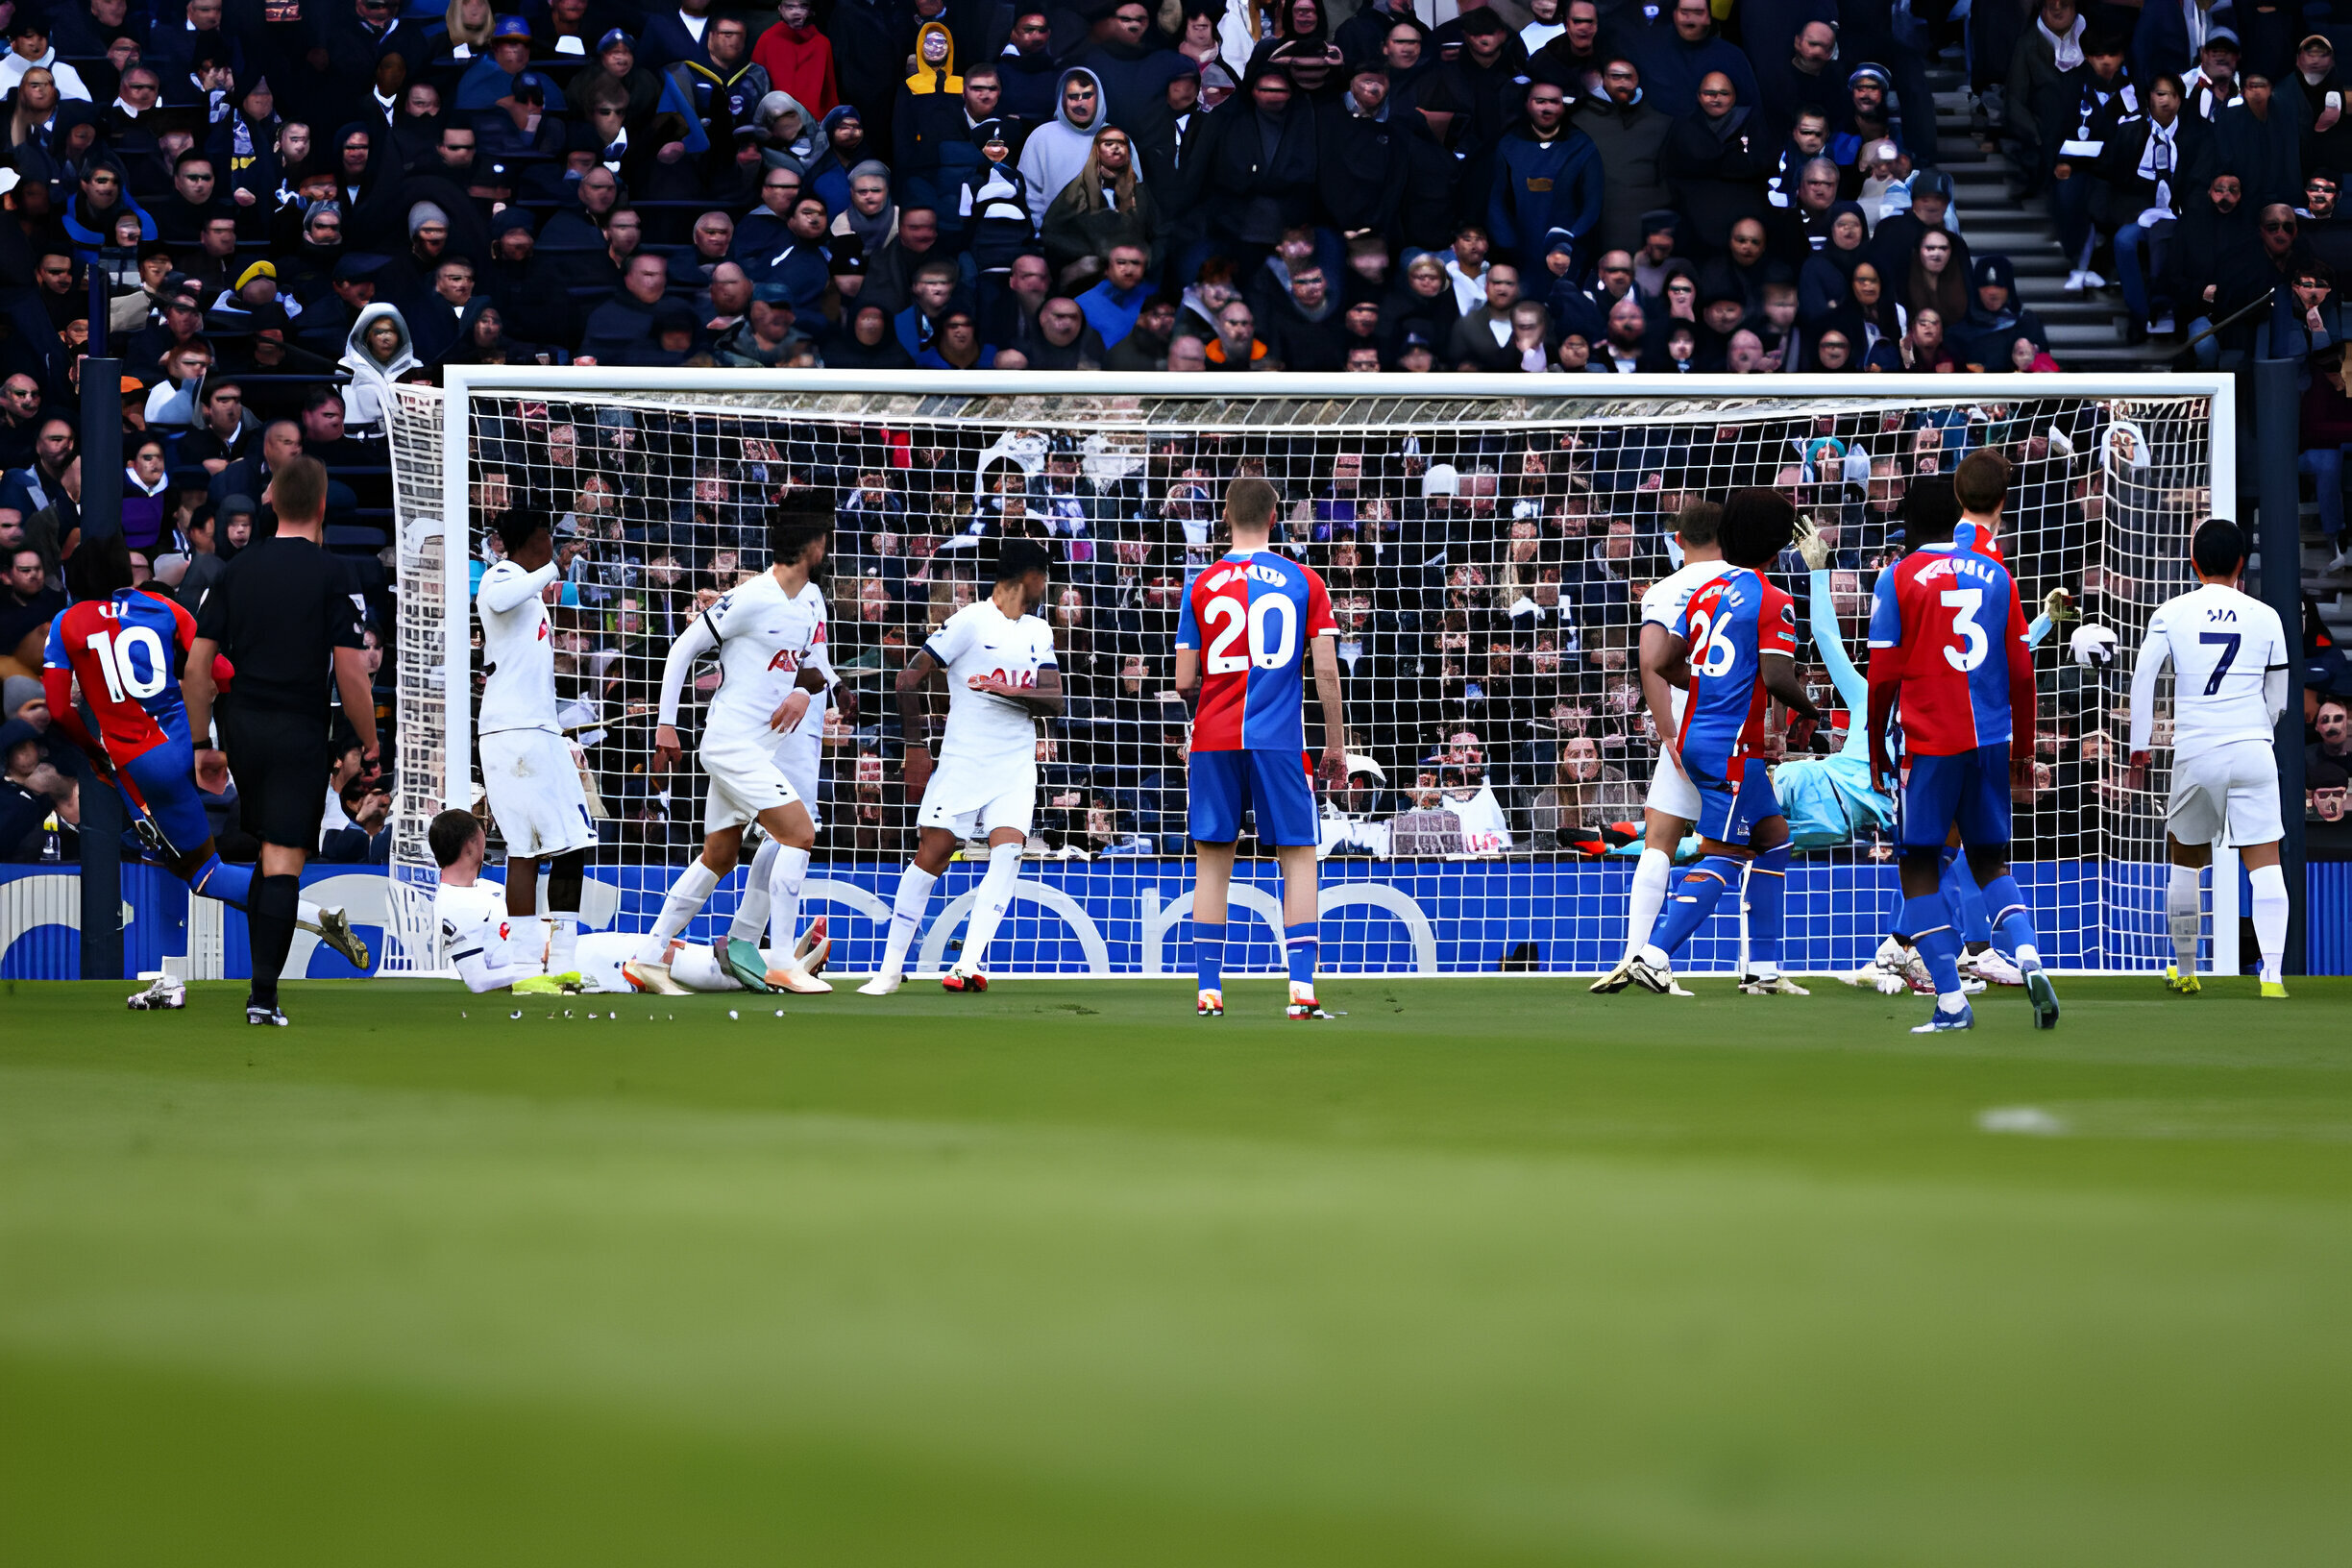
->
[1930, 69, 2175, 373]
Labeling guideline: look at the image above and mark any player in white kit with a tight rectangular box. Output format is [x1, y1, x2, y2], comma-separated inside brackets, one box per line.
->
[475, 508, 598, 980]
[628, 503, 837, 997]
[860, 540, 1061, 995]
[1591, 501, 1724, 994]
[2125, 517, 2295, 997]
[429, 808, 579, 993]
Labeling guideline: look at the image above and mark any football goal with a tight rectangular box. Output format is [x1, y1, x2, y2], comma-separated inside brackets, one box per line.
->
[381, 371, 2235, 980]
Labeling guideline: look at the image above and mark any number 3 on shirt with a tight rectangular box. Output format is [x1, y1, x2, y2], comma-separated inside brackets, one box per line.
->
[1939, 588, 1988, 673]
[1203, 594, 1298, 674]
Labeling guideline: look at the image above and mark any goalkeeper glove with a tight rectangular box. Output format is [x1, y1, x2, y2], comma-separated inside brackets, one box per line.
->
[2042, 588, 2078, 625]
[1793, 513, 1834, 572]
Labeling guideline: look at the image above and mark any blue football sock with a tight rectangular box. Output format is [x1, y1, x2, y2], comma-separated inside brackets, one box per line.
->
[1195, 920, 1225, 992]
[1978, 873, 2042, 967]
[1747, 843, 1791, 968]
[191, 853, 252, 909]
[1942, 848, 1993, 947]
[1648, 856, 1740, 957]
[1900, 892, 1966, 1002]
[1284, 920, 1318, 988]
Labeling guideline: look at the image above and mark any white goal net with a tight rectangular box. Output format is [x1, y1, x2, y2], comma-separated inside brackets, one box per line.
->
[382, 371, 2234, 979]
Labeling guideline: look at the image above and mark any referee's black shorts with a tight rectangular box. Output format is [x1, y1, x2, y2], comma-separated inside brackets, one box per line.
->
[223, 706, 331, 850]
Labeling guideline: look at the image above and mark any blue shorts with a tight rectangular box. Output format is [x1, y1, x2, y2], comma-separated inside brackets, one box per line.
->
[1899, 743, 2013, 850]
[1687, 763, 1782, 845]
[115, 739, 212, 861]
[1188, 748, 1318, 846]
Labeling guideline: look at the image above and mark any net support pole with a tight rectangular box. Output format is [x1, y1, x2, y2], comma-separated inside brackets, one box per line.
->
[2254, 355, 2307, 975]
[77, 354, 126, 980]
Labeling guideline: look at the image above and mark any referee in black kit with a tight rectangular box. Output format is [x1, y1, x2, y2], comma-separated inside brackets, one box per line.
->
[183, 456, 377, 1026]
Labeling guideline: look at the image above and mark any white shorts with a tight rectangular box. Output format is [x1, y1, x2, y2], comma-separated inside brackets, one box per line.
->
[2167, 737, 2283, 848]
[1644, 747, 1702, 821]
[916, 760, 1035, 842]
[700, 733, 804, 835]
[479, 728, 596, 860]
[776, 724, 822, 830]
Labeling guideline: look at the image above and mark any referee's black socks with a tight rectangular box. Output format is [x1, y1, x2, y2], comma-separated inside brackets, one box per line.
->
[248, 874, 302, 1006]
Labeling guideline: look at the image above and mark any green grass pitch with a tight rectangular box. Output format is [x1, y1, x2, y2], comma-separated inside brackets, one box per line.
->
[3, 974, 2349, 1565]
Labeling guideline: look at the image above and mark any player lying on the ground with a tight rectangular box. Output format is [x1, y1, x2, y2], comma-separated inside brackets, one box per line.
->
[475, 507, 598, 981]
[627, 501, 837, 998]
[1867, 480, 2059, 1033]
[1592, 500, 1724, 996]
[861, 539, 1062, 996]
[41, 534, 370, 1012]
[572, 924, 832, 994]
[429, 807, 582, 994]
[1626, 488, 1822, 997]
[2125, 516, 2295, 997]
[1174, 478, 1348, 1019]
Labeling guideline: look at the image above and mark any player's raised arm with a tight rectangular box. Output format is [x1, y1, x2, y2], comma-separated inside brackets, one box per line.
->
[651, 611, 721, 772]
[479, 557, 559, 613]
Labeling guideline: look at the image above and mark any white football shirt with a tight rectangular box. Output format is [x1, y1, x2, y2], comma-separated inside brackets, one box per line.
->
[923, 599, 1058, 779]
[1641, 556, 1727, 725]
[477, 558, 561, 735]
[2129, 583, 2291, 753]
[680, 571, 834, 748]
[435, 879, 518, 992]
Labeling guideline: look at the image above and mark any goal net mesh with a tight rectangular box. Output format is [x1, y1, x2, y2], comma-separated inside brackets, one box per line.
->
[384, 380, 2217, 979]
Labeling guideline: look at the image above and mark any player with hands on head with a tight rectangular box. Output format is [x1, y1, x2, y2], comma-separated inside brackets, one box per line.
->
[475, 506, 599, 985]
[1865, 479, 2057, 1032]
[1592, 500, 1724, 995]
[861, 539, 1064, 996]
[1174, 477, 1348, 1020]
[42, 533, 371, 1011]
[1626, 488, 1821, 998]
[429, 808, 583, 994]
[630, 501, 837, 998]
[2124, 517, 2295, 996]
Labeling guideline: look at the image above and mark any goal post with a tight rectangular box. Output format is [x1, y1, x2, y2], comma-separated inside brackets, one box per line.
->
[384, 370, 2237, 979]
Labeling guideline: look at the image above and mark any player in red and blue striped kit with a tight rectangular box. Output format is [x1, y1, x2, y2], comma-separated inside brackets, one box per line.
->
[40, 537, 366, 1003]
[1866, 483, 2059, 1033]
[1629, 490, 1821, 996]
[1173, 478, 1346, 1019]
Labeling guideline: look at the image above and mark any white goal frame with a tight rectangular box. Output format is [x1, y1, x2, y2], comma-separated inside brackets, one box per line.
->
[389, 369, 2241, 978]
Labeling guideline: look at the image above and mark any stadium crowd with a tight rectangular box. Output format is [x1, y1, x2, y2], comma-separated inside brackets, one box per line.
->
[2, 0, 2351, 867]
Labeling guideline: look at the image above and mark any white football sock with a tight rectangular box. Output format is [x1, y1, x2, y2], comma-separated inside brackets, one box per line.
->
[730, 838, 777, 943]
[767, 845, 811, 960]
[2167, 862, 2202, 974]
[1626, 846, 1672, 958]
[2249, 863, 2290, 984]
[877, 863, 937, 979]
[546, 914, 577, 974]
[671, 943, 740, 992]
[958, 843, 1025, 971]
[507, 916, 547, 976]
[296, 898, 327, 930]
[636, 858, 720, 964]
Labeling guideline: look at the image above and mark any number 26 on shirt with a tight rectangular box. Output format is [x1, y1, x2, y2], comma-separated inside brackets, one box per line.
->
[1202, 593, 1298, 674]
